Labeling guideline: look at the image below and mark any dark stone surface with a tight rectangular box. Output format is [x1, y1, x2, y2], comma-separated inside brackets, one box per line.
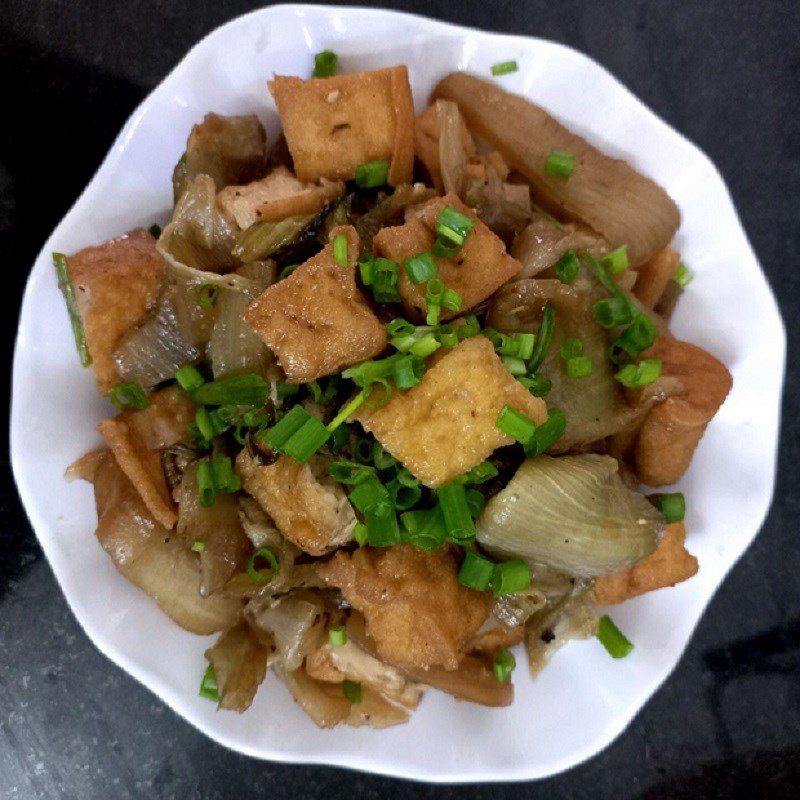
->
[1, 1, 798, 797]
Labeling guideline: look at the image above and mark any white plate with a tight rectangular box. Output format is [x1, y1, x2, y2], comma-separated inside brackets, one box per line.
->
[10, 3, 785, 783]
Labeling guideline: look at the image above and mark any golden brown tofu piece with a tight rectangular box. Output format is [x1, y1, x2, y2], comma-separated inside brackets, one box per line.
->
[373, 194, 521, 322]
[318, 544, 492, 670]
[634, 333, 732, 486]
[217, 166, 344, 229]
[355, 336, 547, 487]
[633, 247, 680, 309]
[67, 229, 165, 394]
[593, 522, 699, 604]
[97, 387, 195, 529]
[269, 66, 414, 185]
[244, 226, 387, 383]
[235, 451, 356, 556]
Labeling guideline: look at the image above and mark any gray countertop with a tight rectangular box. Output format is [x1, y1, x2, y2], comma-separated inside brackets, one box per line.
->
[1, 1, 798, 797]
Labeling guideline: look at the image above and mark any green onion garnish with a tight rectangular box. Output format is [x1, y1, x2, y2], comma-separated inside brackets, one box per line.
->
[518, 373, 552, 397]
[328, 460, 375, 485]
[53, 252, 91, 367]
[199, 664, 219, 702]
[358, 252, 374, 285]
[387, 478, 421, 511]
[194, 406, 227, 442]
[527, 301, 555, 372]
[190, 540, 205, 553]
[409, 333, 440, 358]
[525, 407, 567, 456]
[457, 314, 481, 340]
[466, 488, 485, 518]
[333, 234, 349, 267]
[262, 405, 309, 448]
[246, 547, 280, 583]
[462, 461, 499, 485]
[175, 364, 205, 392]
[502, 356, 527, 376]
[343, 679, 362, 703]
[328, 626, 347, 647]
[614, 359, 661, 388]
[193, 374, 269, 406]
[197, 284, 218, 308]
[403, 252, 437, 284]
[279, 263, 300, 280]
[654, 492, 686, 523]
[609, 314, 658, 365]
[326, 388, 369, 432]
[109, 381, 149, 411]
[491, 559, 531, 597]
[371, 441, 397, 470]
[597, 615, 633, 658]
[196, 456, 241, 507]
[435, 206, 475, 249]
[276, 379, 300, 400]
[674, 261, 694, 287]
[545, 149, 575, 178]
[491, 60, 518, 76]
[566, 356, 592, 378]
[560, 337, 584, 360]
[354, 159, 389, 188]
[313, 49, 338, 78]
[437, 483, 475, 541]
[348, 476, 390, 514]
[400, 506, 448, 551]
[366, 505, 402, 547]
[493, 647, 516, 682]
[282, 416, 330, 463]
[601, 245, 629, 275]
[594, 297, 634, 329]
[555, 249, 580, 284]
[353, 522, 368, 546]
[458, 551, 495, 591]
[393, 355, 423, 390]
[495, 405, 537, 447]
[442, 288, 462, 313]
[371, 257, 401, 303]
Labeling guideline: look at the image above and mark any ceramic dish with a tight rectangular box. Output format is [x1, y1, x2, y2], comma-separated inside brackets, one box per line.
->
[10, 3, 785, 783]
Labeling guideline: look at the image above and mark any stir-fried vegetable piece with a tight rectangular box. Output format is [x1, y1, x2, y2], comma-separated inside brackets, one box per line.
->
[596, 615, 633, 658]
[53, 252, 91, 367]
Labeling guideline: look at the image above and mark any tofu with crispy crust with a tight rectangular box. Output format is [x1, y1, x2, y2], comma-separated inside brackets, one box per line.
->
[269, 66, 414, 185]
[355, 336, 547, 487]
[317, 544, 492, 670]
[235, 451, 356, 556]
[66, 229, 166, 394]
[373, 194, 521, 322]
[244, 226, 387, 383]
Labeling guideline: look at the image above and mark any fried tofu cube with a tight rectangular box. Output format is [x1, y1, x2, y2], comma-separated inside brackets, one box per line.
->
[634, 333, 732, 486]
[373, 194, 521, 322]
[244, 225, 387, 383]
[593, 522, 699, 604]
[355, 336, 547, 487]
[633, 246, 680, 309]
[217, 166, 344, 230]
[67, 228, 166, 394]
[97, 387, 195, 529]
[235, 451, 356, 556]
[317, 544, 492, 670]
[268, 66, 414, 185]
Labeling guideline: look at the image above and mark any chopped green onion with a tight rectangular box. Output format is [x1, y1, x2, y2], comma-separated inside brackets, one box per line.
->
[343, 355, 402, 389]
[365, 505, 402, 547]
[329, 422, 351, 449]
[425, 277, 445, 303]
[313, 49, 337, 78]
[210, 457, 241, 493]
[190, 540, 205, 553]
[401, 506, 448, 551]
[610, 314, 658, 364]
[53, 252, 92, 367]
[327, 388, 369, 432]
[199, 664, 219, 702]
[437, 483, 475, 541]
[354, 159, 389, 188]
[462, 461, 499, 485]
[387, 477, 422, 511]
[409, 333, 440, 358]
[329, 460, 375, 485]
[353, 522, 368, 546]
[465, 488, 485, 518]
[328, 626, 347, 647]
[371, 257, 401, 303]
[276, 379, 301, 400]
[614, 359, 661, 388]
[278, 263, 299, 280]
[502, 356, 527, 376]
[560, 338, 584, 359]
[148, 223, 162, 238]
[358, 252, 374, 285]
[246, 547, 280, 583]
[458, 551, 495, 591]
[597, 615, 633, 658]
[495, 405, 537, 447]
[525, 407, 567, 456]
[491, 60, 518, 76]
[493, 647, 516, 682]
[195, 406, 227, 442]
[349, 476, 390, 514]
[109, 381, 148, 411]
[674, 261, 694, 287]
[426, 303, 441, 326]
[343, 679, 362, 703]
[193, 374, 269, 406]
[527, 301, 555, 372]
[442, 288, 462, 312]
[371, 442, 397, 470]
[437, 324, 459, 348]
[545, 149, 575, 178]
[566, 355, 592, 378]
[602, 245, 629, 275]
[196, 459, 216, 507]
[403, 252, 437, 284]
[518, 373, 552, 397]
[262, 404, 309, 449]
[175, 364, 205, 392]
[308, 376, 339, 405]
[282, 416, 330, 462]
[393, 355, 424, 390]
[435, 206, 474, 249]
[333, 234, 349, 267]
[555, 249, 580, 284]
[432, 235, 461, 259]
[491, 559, 531, 597]
[457, 314, 481, 339]
[197, 283, 218, 308]
[654, 492, 685, 523]
[594, 297, 634, 328]
[386, 318, 416, 338]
